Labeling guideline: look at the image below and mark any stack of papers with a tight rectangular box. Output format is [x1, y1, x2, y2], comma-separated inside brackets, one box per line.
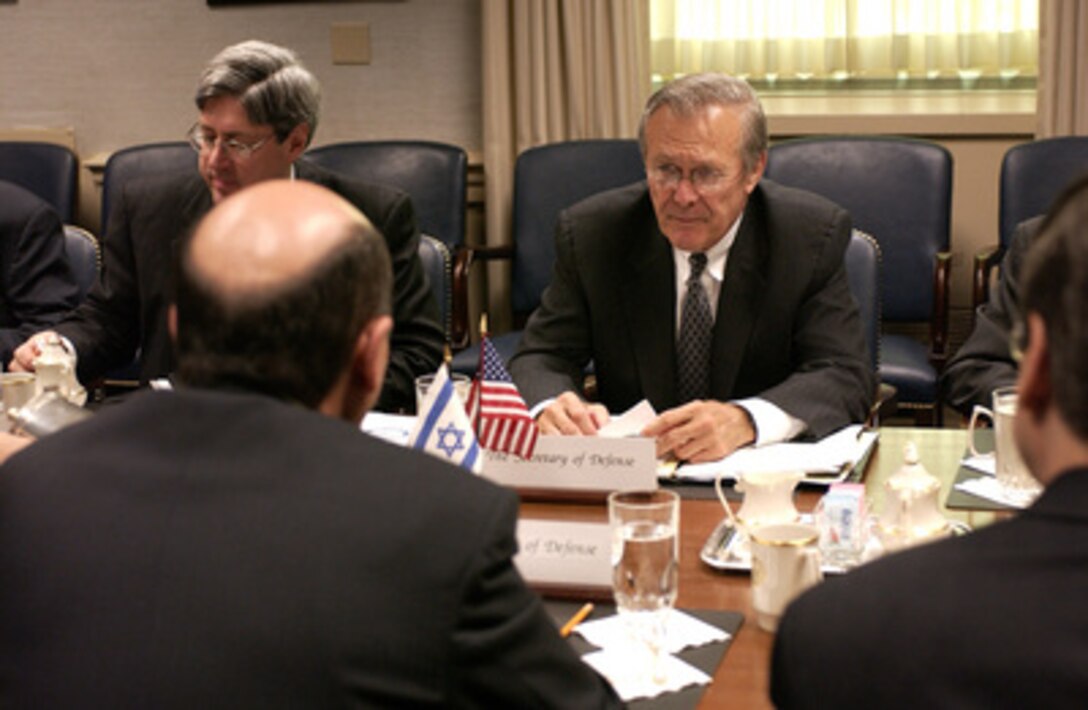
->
[668, 424, 878, 484]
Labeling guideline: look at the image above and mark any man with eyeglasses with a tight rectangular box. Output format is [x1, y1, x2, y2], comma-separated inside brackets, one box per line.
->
[509, 73, 872, 460]
[10, 40, 443, 413]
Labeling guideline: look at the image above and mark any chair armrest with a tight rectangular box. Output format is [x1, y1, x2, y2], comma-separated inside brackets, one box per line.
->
[448, 244, 516, 349]
[971, 244, 1004, 313]
[929, 251, 952, 369]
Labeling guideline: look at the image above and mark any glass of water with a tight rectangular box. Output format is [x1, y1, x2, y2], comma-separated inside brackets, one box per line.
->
[608, 489, 680, 681]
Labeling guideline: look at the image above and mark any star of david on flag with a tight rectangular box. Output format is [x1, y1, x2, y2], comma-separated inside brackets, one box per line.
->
[408, 365, 481, 473]
[465, 335, 538, 460]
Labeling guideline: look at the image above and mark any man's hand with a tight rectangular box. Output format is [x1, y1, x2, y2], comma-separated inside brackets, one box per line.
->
[642, 400, 756, 463]
[0, 431, 34, 463]
[537, 391, 610, 435]
[9, 331, 60, 373]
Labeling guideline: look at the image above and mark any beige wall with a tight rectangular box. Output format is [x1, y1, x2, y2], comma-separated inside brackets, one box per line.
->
[2, 2, 1037, 331]
[0, 0, 482, 228]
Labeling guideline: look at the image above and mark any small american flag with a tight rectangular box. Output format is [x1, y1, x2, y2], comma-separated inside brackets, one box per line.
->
[466, 336, 538, 459]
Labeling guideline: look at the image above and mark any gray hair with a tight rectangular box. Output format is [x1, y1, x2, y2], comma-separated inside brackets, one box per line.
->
[638, 73, 768, 174]
[195, 40, 321, 146]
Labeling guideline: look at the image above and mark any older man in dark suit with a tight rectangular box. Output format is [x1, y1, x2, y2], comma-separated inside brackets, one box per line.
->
[771, 176, 1088, 708]
[11, 40, 442, 412]
[509, 73, 872, 462]
[0, 181, 80, 363]
[0, 180, 621, 708]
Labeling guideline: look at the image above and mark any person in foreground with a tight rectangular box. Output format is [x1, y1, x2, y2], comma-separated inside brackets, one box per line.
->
[771, 177, 1088, 709]
[942, 216, 1042, 414]
[0, 181, 621, 708]
[0, 181, 81, 363]
[10, 39, 442, 412]
[509, 73, 873, 463]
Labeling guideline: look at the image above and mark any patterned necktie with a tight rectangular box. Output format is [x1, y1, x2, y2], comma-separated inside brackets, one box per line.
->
[676, 252, 712, 403]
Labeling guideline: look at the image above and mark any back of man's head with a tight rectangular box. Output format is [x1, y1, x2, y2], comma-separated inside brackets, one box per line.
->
[175, 180, 392, 411]
[1020, 175, 1088, 441]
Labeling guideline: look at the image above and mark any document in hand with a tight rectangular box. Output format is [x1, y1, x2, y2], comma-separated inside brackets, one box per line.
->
[668, 425, 879, 485]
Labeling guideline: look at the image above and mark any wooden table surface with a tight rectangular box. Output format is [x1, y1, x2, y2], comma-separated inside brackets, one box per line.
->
[523, 426, 1002, 709]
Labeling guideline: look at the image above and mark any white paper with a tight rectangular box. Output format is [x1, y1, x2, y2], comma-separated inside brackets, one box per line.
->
[575, 608, 729, 654]
[582, 648, 710, 702]
[597, 399, 657, 438]
[954, 476, 1040, 509]
[360, 412, 415, 446]
[961, 454, 996, 476]
[670, 424, 878, 484]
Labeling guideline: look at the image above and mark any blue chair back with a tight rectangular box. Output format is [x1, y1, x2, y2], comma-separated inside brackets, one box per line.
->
[101, 142, 196, 234]
[844, 229, 881, 374]
[511, 139, 645, 320]
[306, 141, 467, 249]
[0, 142, 78, 223]
[765, 137, 952, 324]
[1000, 136, 1088, 249]
[417, 235, 452, 344]
[63, 225, 100, 301]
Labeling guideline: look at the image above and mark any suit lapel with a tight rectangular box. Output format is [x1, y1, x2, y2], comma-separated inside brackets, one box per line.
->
[624, 221, 677, 408]
[710, 202, 766, 400]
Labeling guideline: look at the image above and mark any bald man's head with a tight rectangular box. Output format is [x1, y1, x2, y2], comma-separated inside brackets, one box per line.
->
[175, 180, 392, 409]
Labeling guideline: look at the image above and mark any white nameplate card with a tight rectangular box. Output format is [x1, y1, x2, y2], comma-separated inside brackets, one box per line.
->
[514, 518, 612, 592]
[482, 435, 657, 499]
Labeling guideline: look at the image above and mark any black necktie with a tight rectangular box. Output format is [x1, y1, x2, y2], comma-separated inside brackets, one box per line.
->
[676, 252, 712, 403]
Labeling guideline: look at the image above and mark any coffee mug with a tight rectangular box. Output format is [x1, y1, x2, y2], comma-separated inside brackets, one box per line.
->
[749, 522, 823, 632]
[967, 386, 1039, 498]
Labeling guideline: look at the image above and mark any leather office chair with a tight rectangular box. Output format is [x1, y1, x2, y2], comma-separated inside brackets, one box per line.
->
[305, 141, 469, 346]
[62, 225, 100, 302]
[99, 142, 196, 386]
[450, 139, 646, 375]
[973, 136, 1088, 307]
[0, 142, 79, 223]
[101, 142, 196, 235]
[845, 229, 881, 376]
[417, 235, 453, 347]
[765, 137, 953, 425]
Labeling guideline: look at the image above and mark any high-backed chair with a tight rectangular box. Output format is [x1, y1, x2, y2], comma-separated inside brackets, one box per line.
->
[305, 141, 468, 346]
[417, 235, 453, 347]
[62, 225, 100, 302]
[450, 139, 645, 374]
[0, 142, 79, 223]
[845, 229, 881, 376]
[101, 142, 196, 234]
[973, 136, 1088, 307]
[765, 137, 953, 424]
[98, 142, 195, 386]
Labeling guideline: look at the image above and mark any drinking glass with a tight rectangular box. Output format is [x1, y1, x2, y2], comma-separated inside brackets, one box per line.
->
[968, 386, 1041, 504]
[608, 489, 680, 681]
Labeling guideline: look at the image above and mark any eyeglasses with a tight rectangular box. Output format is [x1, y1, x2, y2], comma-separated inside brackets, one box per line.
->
[187, 124, 274, 161]
[648, 164, 730, 195]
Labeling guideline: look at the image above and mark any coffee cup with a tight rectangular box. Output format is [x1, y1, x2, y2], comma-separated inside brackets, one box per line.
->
[967, 386, 1040, 501]
[749, 522, 823, 632]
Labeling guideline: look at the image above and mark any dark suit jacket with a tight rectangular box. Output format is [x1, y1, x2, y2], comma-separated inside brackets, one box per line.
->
[54, 160, 443, 412]
[942, 216, 1042, 414]
[0, 388, 621, 709]
[509, 179, 873, 439]
[0, 181, 81, 363]
[772, 467, 1088, 709]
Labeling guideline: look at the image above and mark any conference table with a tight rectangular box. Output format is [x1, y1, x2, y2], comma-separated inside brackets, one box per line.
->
[522, 426, 1006, 709]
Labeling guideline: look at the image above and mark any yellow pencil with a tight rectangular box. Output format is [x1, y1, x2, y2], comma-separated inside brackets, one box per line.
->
[559, 602, 594, 638]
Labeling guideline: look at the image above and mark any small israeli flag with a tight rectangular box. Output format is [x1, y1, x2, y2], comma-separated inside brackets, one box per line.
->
[407, 365, 481, 474]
